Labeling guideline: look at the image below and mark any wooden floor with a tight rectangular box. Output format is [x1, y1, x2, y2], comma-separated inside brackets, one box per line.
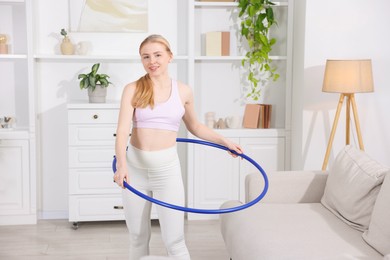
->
[0, 219, 229, 260]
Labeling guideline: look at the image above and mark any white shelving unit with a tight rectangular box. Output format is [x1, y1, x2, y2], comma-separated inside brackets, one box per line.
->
[33, 1, 189, 224]
[0, 0, 36, 225]
[186, 0, 293, 220]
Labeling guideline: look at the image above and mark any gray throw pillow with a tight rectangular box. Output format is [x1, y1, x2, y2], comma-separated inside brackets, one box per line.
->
[321, 145, 389, 231]
[362, 173, 390, 255]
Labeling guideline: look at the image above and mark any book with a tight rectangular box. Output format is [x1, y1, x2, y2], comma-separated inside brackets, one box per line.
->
[205, 31, 230, 56]
[243, 104, 272, 129]
[243, 104, 260, 128]
[258, 104, 272, 129]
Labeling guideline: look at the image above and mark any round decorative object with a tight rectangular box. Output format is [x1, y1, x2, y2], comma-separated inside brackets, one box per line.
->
[60, 37, 74, 55]
[112, 138, 269, 214]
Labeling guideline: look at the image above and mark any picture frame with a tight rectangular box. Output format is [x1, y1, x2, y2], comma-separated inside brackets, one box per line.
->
[69, 0, 148, 33]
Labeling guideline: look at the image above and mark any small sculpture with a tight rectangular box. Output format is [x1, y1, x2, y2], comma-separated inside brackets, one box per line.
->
[214, 118, 227, 129]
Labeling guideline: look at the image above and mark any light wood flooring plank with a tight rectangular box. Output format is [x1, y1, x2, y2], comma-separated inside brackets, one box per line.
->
[0, 219, 229, 260]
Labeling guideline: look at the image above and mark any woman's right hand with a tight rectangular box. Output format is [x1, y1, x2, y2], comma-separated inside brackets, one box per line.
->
[114, 167, 129, 189]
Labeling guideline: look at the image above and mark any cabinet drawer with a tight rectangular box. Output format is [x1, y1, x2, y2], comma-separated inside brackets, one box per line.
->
[68, 125, 116, 146]
[68, 109, 119, 124]
[68, 195, 158, 222]
[69, 195, 125, 222]
[69, 168, 119, 194]
[69, 147, 114, 168]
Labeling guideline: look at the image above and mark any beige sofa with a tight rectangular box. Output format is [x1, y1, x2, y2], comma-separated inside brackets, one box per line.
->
[220, 146, 390, 260]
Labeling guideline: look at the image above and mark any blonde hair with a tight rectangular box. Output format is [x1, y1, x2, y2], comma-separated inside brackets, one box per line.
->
[132, 34, 173, 108]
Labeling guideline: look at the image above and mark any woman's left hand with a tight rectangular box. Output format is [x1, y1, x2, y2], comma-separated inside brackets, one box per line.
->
[224, 140, 243, 158]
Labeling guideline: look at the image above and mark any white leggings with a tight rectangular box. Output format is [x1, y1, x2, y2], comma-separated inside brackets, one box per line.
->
[121, 145, 190, 260]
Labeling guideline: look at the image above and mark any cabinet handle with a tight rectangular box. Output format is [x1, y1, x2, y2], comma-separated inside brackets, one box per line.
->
[113, 133, 132, 137]
[93, 114, 98, 119]
[113, 206, 124, 210]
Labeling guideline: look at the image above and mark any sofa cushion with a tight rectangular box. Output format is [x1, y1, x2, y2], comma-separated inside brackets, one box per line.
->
[220, 203, 383, 260]
[363, 173, 390, 255]
[321, 145, 389, 231]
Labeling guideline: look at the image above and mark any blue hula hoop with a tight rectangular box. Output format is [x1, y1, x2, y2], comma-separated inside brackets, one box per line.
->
[112, 138, 268, 214]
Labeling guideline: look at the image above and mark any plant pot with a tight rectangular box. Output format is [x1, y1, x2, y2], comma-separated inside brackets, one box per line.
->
[60, 37, 74, 55]
[88, 85, 107, 103]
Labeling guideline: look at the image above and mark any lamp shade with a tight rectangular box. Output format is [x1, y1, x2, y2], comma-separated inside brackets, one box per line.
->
[322, 59, 374, 93]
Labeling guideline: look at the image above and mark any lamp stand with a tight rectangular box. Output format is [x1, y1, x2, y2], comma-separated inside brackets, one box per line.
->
[322, 93, 365, 170]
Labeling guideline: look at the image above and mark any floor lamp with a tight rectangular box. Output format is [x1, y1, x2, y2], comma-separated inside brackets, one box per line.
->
[322, 59, 374, 170]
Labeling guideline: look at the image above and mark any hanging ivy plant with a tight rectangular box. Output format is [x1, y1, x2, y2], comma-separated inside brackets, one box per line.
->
[238, 0, 279, 101]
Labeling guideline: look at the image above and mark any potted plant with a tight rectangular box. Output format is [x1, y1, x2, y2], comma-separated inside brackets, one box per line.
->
[60, 28, 74, 55]
[78, 63, 112, 103]
[238, 0, 279, 102]
[238, 0, 279, 129]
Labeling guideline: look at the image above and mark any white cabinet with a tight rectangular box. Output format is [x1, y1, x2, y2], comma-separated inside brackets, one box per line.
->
[67, 102, 159, 227]
[0, 0, 36, 225]
[67, 103, 124, 227]
[187, 130, 286, 220]
[0, 135, 36, 225]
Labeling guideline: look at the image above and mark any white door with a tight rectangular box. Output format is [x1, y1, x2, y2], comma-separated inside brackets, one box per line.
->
[189, 138, 240, 220]
[239, 137, 285, 201]
[0, 139, 31, 224]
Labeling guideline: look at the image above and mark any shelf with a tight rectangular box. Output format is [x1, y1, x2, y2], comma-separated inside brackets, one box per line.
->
[0, 129, 29, 139]
[0, 54, 27, 60]
[0, 0, 24, 4]
[34, 54, 189, 62]
[194, 1, 288, 7]
[195, 2, 238, 7]
[194, 55, 287, 61]
[213, 128, 288, 138]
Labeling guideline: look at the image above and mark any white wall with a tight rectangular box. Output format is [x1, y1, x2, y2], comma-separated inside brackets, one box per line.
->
[292, 0, 390, 170]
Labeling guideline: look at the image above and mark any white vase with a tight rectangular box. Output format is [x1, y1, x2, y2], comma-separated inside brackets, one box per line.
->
[88, 85, 107, 103]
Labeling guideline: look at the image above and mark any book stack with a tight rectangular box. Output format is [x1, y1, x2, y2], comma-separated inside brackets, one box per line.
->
[243, 104, 272, 129]
[205, 31, 230, 56]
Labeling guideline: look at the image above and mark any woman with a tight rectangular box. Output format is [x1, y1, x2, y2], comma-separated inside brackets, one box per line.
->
[114, 34, 243, 260]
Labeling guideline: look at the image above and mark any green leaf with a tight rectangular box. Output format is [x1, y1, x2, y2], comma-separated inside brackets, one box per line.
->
[248, 5, 255, 17]
[91, 63, 100, 75]
[84, 78, 89, 88]
[79, 79, 85, 89]
[99, 74, 109, 78]
[89, 76, 96, 87]
[269, 38, 276, 46]
[266, 7, 274, 24]
[99, 78, 109, 87]
[259, 34, 268, 46]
